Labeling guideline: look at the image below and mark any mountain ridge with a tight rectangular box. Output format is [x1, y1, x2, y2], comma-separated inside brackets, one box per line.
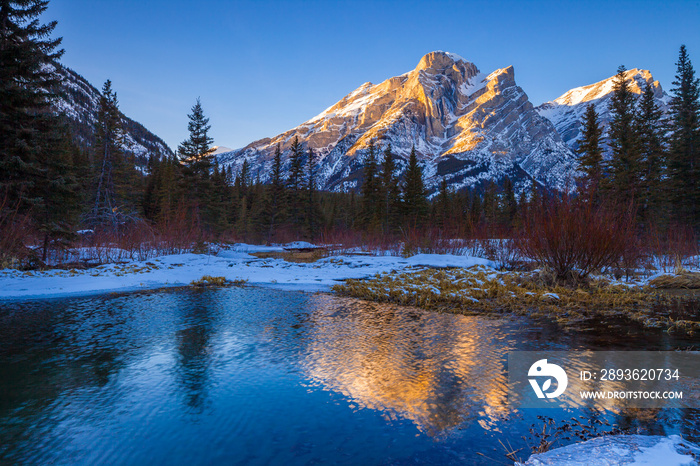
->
[52, 63, 174, 165]
[217, 51, 578, 195]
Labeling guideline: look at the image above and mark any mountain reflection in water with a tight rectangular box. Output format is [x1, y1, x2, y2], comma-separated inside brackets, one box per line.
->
[0, 287, 698, 465]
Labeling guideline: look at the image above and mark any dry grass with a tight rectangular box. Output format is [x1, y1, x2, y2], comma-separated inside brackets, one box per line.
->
[332, 266, 700, 334]
[649, 272, 700, 289]
[190, 275, 230, 287]
[250, 249, 328, 263]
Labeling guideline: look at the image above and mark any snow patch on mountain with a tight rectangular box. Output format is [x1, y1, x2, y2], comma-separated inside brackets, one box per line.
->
[217, 51, 577, 195]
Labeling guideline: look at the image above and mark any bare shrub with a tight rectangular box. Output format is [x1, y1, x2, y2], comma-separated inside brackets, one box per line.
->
[644, 224, 699, 273]
[0, 194, 36, 269]
[516, 194, 635, 283]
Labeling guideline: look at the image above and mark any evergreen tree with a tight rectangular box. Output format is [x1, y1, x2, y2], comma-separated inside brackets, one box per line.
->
[287, 137, 304, 226]
[635, 81, 667, 223]
[178, 98, 214, 175]
[178, 98, 215, 230]
[576, 103, 605, 202]
[90, 80, 131, 229]
[360, 140, 380, 229]
[435, 177, 451, 230]
[0, 0, 81, 262]
[501, 176, 517, 227]
[264, 144, 285, 242]
[469, 189, 482, 226]
[401, 146, 427, 226]
[380, 144, 401, 233]
[0, 0, 64, 209]
[36, 121, 80, 261]
[667, 45, 700, 228]
[607, 65, 642, 207]
[305, 147, 321, 238]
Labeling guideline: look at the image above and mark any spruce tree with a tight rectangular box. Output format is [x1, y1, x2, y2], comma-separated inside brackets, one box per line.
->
[380, 144, 400, 232]
[360, 140, 380, 229]
[178, 98, 215, 230]
[435, 177, 452, 230]
[0, 0, 64, 208]
[501, 176, 517, 227]
[607, 65, 642, 208]
[0, 0, 81, 263]
[287, 137, 304, 227]
[178, 98, 214, 175]
[305, 147, 320, 238]
[402, 146, 428, 227]
[635, 81, 667, 224]
[90, 80, 133, 229]
[576, 103, 605, 203]
[264, 144, 285, 242]
[667, 45, 700, 228]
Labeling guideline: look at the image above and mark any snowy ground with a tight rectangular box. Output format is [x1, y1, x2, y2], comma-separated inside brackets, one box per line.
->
[517, 434, 700, 466]
[0, 243, 495, 301]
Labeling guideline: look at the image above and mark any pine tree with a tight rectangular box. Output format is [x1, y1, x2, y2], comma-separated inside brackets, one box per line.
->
[90, 80, 131, 229]
[469, 189, 482, 226]
[178, 98, 215, 230]
[264, 144, 285, 242]
[635, 81, 667, 224]
[501, 176, 517, 227]
[287, 136, 304, 227]
[607, 65, 642, 208]
[380, 144, 400, 233]
[0, 0, 64, 209]
[435, 177, 451, 230]
[178, 98, 214, 175]
[667, 45, 700, 228]
[402, 146, 427, 226]
[36, 121, 80, 261]
[360, 140, 380, 229]
[305, 147, 320, 238]
[0, 1, 81, 262]
[576, 103, 605, 202]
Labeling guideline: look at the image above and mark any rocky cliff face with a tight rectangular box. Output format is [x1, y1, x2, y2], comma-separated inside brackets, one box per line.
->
[536, 68, 670, 152]
[53, 64, 173, 165]
[217, 51, 578, 195]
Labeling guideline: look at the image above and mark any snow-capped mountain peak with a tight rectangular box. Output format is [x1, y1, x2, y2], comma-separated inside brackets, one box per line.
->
[217, 51, 578, 195]
[536, 68, 670, 150]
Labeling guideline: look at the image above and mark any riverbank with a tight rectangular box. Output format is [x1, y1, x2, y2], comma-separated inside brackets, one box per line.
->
[0, 244, 494, 301]
[332, 266, 700, 334]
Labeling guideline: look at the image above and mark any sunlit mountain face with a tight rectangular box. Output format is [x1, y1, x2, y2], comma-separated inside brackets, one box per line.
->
[217, 51, 578, 196]
[536, 68, 670, 152]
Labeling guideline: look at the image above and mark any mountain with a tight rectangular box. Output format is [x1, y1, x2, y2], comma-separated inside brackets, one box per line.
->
[217, 51, 578, 195]
[536, 68, 670, 151]
[52, 64, 173, 164]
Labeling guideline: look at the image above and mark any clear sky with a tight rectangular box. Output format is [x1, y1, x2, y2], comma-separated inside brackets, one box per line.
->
[48, 0, 700, 152]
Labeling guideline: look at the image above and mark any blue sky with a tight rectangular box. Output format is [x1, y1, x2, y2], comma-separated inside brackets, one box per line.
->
[48, 0, 700, 151]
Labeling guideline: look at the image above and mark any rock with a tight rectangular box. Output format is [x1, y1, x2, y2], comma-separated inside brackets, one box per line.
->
[536, 68, 670, 153]
[516, 435, 700, 466]
[217, 51, 577, 196]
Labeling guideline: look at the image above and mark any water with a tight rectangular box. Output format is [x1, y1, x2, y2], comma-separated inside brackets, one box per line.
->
[0, 287, 698, 465]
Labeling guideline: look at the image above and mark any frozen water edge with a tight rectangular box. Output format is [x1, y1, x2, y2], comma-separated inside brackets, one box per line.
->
[0, 246, 495, 302]
[516, 434, 700, 466]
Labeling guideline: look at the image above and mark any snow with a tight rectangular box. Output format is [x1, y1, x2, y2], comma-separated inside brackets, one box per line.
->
[517, 435, 700, 466]
[0, 246, 495, 301]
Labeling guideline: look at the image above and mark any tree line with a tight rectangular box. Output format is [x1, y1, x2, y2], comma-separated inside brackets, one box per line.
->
[577, 47, 700, 230]
[1, 0, 698, 268]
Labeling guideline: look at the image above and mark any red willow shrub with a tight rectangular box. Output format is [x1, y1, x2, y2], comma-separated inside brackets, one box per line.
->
[643, 224, 699, 273]
[516, 194, 635, 283]
[0, 194, 35, 268]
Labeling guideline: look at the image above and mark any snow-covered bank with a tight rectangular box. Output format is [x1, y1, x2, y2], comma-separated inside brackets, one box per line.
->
[516, 435, 700, 465]
[0, 244, 494, 301]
